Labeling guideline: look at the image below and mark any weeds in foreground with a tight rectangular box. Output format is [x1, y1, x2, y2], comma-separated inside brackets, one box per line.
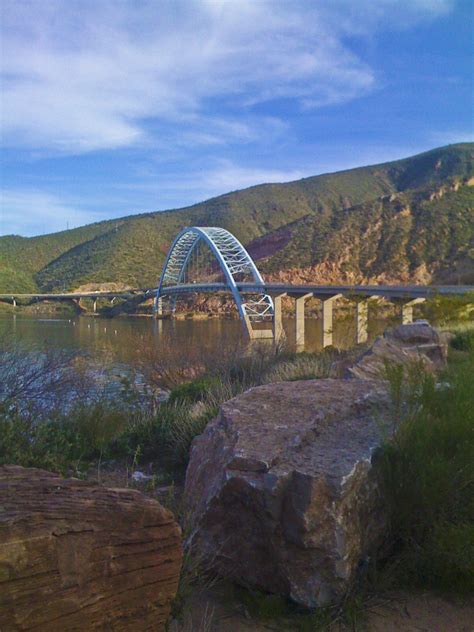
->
[262, 351, 337, 383]
[1, 329, 358, 476]
[220, 583, 372, 631]
[0, 403, 130, 476]
[377, 345, 474, 594]
[423, 292, 474, 326]
[450, 327, 474, 351]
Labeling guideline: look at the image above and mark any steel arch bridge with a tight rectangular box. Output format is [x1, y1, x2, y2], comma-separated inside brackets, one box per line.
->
[156, 226, 273, 337]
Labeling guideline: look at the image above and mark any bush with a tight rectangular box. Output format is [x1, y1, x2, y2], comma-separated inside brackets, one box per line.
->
[423, 293, 474, 326]
[0, 338, 358, 477]
[378, 349, 474, 593]
[450, 329, 474, 351]
[0, 403, 130, 475]
[112, 401, 214, 468]
[168, 376, 221, 405]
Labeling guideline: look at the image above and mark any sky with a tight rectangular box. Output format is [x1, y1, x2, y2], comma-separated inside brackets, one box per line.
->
[0, 0, 473, 237]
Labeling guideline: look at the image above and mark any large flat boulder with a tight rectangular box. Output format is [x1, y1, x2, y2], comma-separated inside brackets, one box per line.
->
[184, 379, 391, 607]
[0, 465, 182, 631]
[348, 321, 448, 380]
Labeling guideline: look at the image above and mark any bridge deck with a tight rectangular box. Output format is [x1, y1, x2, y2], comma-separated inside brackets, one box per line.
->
[1, 284, 472, 302]
[0, 290, 152, 300]
[160, 283, 474, 299]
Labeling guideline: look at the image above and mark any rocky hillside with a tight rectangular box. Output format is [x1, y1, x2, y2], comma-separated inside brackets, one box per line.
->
[1, 143, 473, 292]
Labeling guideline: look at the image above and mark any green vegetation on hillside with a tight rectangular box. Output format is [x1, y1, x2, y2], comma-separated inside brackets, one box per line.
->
[0, 220, 125, 293]
[1, 143, 473, 292]
[262, 183, 474, 281]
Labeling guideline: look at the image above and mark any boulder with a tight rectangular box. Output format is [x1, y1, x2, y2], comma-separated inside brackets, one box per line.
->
[184, 379, 391, 607]
[348, 321, 448, 380]
[0, 465, 182, 631]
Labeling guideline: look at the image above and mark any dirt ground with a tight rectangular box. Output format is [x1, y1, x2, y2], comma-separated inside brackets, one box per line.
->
[87, 469, 474, 632]
[169, 585, 474, 632]
[367, 593, 474, 632]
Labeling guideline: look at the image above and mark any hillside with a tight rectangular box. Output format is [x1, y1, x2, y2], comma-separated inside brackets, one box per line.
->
[1, 143, 473, 292]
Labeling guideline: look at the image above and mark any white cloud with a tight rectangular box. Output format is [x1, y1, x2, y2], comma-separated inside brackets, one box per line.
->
[0, 0, 452, 155]
[0, 189, 98, 236]
[115, 159, 311, 198]
[198, 161, 308, 193]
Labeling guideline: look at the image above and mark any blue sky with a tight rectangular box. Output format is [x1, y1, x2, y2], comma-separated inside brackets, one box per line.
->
[1, 0, 473, 237]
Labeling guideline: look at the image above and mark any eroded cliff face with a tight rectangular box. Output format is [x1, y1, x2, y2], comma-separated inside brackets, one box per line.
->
[252, 179, 474, 287]
[266, 261, 433, 286]
[2, 143, 472, 295]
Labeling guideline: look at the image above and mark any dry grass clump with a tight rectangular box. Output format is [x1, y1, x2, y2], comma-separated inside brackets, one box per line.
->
[262, 353, 336, 383]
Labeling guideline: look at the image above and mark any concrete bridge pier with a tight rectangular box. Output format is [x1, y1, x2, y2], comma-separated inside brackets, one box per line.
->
[93, 298, 97, 313]
[273, 293, 287, 342]
[318, 294, 342, 348]
[290, 293, 312, 349]
[355, 296, 380, 344]
[399, 298, 425, 324]
[153, 296, 163, 318]
[355, 299, 369, 344]
[12, 297, 16, 308]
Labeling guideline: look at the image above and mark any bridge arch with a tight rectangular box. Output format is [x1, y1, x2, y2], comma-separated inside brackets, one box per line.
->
[156, 226, 273, 337]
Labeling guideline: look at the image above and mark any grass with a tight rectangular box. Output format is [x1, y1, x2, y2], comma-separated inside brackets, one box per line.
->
[450, 327, 474, 351]
[262, 350, 338, 383]
[376, 340, 474, 594]
[0, 403, 130, 476]
[215, 582, 372, 631]
[1, 337, 348, 478]
[1, 321, 473, 626]
[0, 397, 217, 476]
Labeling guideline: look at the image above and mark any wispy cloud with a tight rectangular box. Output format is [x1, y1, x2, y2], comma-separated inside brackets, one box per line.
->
[0, 189, 98, 236]
[1, 0, 452, 155]
[198, 161, 308, 194]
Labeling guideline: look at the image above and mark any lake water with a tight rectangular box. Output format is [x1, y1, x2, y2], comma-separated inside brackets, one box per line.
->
[0, 313, 391, 363]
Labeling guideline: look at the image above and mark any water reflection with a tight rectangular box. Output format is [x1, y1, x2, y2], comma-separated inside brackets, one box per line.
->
[0, 314, 391, 364]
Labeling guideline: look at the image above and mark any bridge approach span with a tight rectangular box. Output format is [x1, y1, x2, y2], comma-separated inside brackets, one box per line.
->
[2, 224, 473, 344]
[159, 282, 473, 299]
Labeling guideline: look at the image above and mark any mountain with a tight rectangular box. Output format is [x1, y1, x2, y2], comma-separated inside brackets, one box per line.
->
[1, 143, 473, 293]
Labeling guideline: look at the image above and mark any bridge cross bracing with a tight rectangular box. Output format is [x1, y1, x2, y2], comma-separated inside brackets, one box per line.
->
[156, 226, 274, 338]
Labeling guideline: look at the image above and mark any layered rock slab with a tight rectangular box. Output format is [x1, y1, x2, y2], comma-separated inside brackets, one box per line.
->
[0, 465, 182, 631]
[184, 379, 391, 607]
[348, 321, 448, 380]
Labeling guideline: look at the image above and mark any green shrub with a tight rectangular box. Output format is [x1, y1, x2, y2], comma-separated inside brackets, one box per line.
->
[450, 329, 474, 351]
[113, 400, 214, 468]
[378, 349, 474, 593]
[423, 292, 474, 325]
[168, 376, 221, 405]
[0, 403, 130, 475]
[0, 413, 77, 474]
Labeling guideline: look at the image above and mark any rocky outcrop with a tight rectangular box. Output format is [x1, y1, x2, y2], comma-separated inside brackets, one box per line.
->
[348, 321, 448, 380]
[184, 379, 391, 607]
[0, 465, 182, 631]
